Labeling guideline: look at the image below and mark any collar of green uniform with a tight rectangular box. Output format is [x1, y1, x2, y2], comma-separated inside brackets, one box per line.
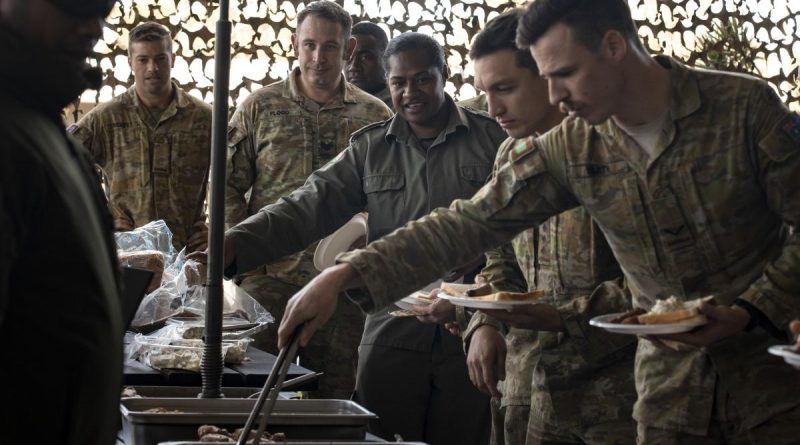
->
[384, 94, 469, 145]
[596, 55, 701, 136]
[284, 67, 354, 106]
[125, 81, 191, 109]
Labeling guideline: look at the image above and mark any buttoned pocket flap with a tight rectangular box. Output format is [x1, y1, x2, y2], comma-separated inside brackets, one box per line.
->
[363, 174, 405, 193]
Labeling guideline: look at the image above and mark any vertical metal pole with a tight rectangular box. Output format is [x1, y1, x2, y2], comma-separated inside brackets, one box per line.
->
[200, 0, 231, 399]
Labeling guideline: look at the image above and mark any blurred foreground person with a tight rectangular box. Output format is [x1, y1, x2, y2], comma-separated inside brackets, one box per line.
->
[0, 0, 123, 443]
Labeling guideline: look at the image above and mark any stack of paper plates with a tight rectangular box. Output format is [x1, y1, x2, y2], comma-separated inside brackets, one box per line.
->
[313, 213, 368, 271]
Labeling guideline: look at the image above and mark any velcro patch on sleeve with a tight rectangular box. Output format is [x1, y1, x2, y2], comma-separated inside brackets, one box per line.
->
[782, 113, 800, 143]
[509, 137, 535, 162]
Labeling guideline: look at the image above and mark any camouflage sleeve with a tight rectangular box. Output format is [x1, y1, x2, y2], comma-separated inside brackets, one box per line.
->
[480, 242, 528, 293]
[462, 310, 508, 354]
[226, 144, 366, 276]
[739, 83, 800, 334]
[479, 138, 530, 293]
[555, 277, 637, 364]
[69, 112, 104, 165]
[339, 137, 581, 313]
[225, 108, 256, 228]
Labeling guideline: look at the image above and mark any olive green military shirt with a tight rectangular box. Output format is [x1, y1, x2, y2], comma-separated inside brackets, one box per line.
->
[339, 57, 800, 435]
[227, 97, 507, 352]
[71, 82, 212, 249]
[226, 68, 392, 286]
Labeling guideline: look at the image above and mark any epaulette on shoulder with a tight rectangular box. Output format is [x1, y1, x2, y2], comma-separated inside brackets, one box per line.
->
[459, 105, 492, 120]
[349, 118, 391, 141]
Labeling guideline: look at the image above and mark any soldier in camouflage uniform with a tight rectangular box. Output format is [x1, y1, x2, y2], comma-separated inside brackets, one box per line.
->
[278, 1, 800, 443]
[345, 21, 393, 110]
[71, 22, 211, 252]
[223, 1, 392, 399]
[449, 10, 637, 445]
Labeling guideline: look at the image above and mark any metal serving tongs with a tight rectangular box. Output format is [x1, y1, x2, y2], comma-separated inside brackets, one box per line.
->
[237, 327, 302, 445]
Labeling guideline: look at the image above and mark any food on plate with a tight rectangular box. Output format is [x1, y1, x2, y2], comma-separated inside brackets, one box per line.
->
[390, 309, 422, 317]
[144, 407, 182, 413]
[440, 282, 493, 297]
[635, 296, 710, 325]
[468, 289, 547, 302]
[609, 308, 646, 324]
[118, 250, 165, 292]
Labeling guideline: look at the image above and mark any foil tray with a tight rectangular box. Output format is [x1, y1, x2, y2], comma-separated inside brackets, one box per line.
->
[120, 398, 376, 445]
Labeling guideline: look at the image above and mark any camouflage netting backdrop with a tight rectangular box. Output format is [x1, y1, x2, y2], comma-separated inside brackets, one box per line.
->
[79, 0, 799, 117]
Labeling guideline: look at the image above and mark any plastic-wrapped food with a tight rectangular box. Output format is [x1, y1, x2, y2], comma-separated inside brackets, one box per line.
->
[118, 250, 165, 293]
[115, 220, 177, 264]
[130, 332, 252, 368]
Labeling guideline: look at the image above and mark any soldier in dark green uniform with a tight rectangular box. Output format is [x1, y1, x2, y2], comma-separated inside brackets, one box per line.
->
[279, 1, 800, 444]
[0, 0, 123, 443]
[346, 21, 392, 110]
[193, 32, 504, 444]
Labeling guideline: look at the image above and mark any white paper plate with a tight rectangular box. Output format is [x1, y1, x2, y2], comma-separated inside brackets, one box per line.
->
[394, 291, 435, 311]
[313, 213, 368, 271]
[589, 313, 708, 335]
[768, 345, 800, 368]
[437, 292, 540, 310]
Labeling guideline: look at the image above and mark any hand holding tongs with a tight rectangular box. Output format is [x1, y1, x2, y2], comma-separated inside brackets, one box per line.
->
[237, 327, 302, 445]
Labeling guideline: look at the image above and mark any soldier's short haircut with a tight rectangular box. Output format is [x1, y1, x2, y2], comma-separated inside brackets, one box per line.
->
[383, 33, 446, 76]
[352, 21, 389, 52]
[128, 21, 172, 54]
[297, 1, 353, 42]
[516, 0, 644, 52]
[470, 9, 538, 74]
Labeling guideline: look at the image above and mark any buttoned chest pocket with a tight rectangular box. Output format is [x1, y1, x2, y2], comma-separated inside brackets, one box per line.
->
[567, 161, 658, 270]
[459, 164, 492, 189]
[170, 129, 211, 205]
[256, 115, 315, 193]
[363, 174, 405, 238]
[676, 152, 767, 264]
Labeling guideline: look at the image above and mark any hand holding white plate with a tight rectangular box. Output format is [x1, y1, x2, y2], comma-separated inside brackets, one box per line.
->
[768, 345, 800, 369]
[313, 213, 368, 271]
[589, 312, 708, 335]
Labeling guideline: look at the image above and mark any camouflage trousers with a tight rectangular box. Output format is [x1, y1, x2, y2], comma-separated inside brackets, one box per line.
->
[527, 392, 636, 445]
[637, 394, 800, 445]
[489, 399, 530, 445]
[239, 275, 365, 399]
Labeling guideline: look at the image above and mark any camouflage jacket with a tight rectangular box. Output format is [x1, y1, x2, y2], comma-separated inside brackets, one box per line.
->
[465, 139, 635, 422]
[457, 94, 488, 112]
[228, 97, 507, 352]
[71, 83, 211, 249]
[226, 68, 392, 286]
[339, 57, 800, 435]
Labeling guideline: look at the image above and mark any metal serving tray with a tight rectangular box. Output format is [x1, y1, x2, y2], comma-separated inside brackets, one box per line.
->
[120, 398, 376, 445]
[123, 386, 261, 399]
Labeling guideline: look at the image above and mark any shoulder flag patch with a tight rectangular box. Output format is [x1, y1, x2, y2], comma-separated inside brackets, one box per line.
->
[510, 137, 535, 162]
[782, 113, 800, 143]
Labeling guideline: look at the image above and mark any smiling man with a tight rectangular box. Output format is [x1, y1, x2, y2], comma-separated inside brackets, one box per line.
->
[345, 21, 392, 109]
[72, 21, 212, 252]
[223, 1, 391, 399]
[278, 0, 800, 444]
[197, 32, 506, 442]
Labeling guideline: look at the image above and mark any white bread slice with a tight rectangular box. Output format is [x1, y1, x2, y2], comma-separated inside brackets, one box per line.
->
[440, 282, 493, 297]
[468, 289, 546, 302]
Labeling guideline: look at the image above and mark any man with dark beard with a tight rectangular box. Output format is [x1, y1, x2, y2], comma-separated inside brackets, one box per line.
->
[0, 0, 123, 443]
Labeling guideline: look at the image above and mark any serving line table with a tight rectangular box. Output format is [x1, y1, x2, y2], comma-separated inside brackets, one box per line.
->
[124, 346, 318, 390]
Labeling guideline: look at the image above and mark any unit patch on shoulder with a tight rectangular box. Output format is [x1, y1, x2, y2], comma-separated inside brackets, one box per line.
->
[782, 113, 800, 143]
[510, 138, 535, 162]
